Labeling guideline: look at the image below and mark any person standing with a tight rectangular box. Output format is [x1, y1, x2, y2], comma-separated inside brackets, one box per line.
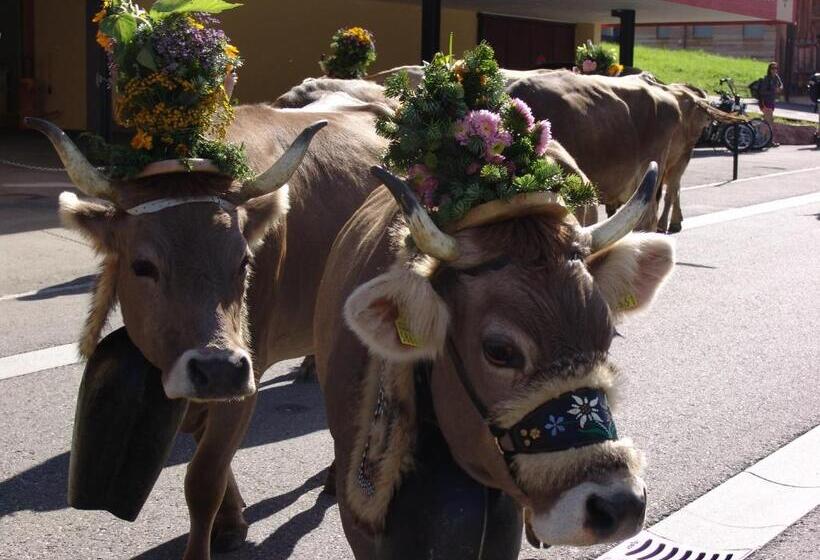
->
[758, 62, 784, 147]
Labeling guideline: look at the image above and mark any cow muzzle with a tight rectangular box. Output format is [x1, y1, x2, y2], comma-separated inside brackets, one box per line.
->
[164, 348, 255, 400]
[530, 473, 646, 546]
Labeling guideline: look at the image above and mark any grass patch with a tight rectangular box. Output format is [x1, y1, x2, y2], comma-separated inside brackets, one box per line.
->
[605, 42, 768, 96]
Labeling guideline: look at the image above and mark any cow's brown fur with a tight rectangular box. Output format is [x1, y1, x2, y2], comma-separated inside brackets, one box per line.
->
[59, 104, 387, 560]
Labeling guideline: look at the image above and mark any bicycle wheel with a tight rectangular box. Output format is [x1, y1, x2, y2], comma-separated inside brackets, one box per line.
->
[748, 118, 773, 149]
[722, 123, 755, 152]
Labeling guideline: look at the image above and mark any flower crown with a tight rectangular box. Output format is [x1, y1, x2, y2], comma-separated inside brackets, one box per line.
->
[319, 27, 377, 79]
[93, 0, 250, 179]
[376, 42, 597, 225]
[574, 40, 623, 77]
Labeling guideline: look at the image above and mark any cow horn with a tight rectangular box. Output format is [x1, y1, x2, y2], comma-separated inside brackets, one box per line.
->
[24, 117, 115, 200]
[585, 161, 658, 252]
[371, 166, 459, 261]
[240, 120, 328, 198]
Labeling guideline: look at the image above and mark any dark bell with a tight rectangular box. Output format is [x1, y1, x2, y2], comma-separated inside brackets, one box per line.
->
[68, 327, 187, 521]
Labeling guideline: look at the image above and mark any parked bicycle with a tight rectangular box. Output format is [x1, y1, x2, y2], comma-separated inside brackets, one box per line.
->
[699, 78, 772, 151]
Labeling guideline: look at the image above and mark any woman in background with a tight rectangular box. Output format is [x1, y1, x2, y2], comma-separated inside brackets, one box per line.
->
[758, 62, 784, 147]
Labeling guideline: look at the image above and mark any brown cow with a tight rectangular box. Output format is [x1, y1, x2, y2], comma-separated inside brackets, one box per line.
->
[29, 103, 386, 560]
[314, 161, 675, 556]
[274, 76, 398, 110]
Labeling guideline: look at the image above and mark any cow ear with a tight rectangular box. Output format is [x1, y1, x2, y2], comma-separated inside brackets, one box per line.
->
[59, 192, 119, 254]
[587, 233, 675, 317]
[240, 187, 290, 247]
[344, 266, 450, 362]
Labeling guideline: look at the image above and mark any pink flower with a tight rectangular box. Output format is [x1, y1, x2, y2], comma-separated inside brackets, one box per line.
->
[453, 120, 470, 144]
[582, 59, 598, 73]
[408, 164, 439, 207]
[509, 98, 535, 131]
[533, 119, 552, 156]
[470, 110, 502, 140]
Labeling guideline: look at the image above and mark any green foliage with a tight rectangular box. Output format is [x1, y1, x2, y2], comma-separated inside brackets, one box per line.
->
[377, 42, 597, 225]
[613, 42, 769, 96]
[319, 27, 377, 79]
[149, 0, 243, 18]
[575, 40, 620, 75]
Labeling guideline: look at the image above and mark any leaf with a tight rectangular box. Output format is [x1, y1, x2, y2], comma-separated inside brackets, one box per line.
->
[150, 0, 242, 18]
[136, 46, 158, 71]
[113, 14, 138, 44]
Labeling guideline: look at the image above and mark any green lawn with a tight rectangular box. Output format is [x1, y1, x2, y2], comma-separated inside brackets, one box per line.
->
[605, 42, 768, 96]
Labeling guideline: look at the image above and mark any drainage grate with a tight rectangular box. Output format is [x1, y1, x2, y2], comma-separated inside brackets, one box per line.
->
[597, 532, 752, 560]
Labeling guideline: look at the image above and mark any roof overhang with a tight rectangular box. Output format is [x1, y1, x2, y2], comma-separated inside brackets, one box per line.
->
[394, 0, 795, 24]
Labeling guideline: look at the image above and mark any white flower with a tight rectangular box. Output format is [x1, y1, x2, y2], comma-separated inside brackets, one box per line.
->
[567, 395, 602, 428]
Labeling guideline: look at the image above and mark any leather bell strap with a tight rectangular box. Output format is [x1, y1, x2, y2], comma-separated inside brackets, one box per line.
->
[125, 196, 236, 216]
[500, 387, 617, 454]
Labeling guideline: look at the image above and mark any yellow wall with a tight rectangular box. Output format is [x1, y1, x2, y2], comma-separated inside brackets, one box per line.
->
[33, 0, 86, 130]
[575, 22, 602, 46]
[220, 1, 477, 105]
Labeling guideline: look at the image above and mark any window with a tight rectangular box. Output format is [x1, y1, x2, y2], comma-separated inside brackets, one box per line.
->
[692, 25, 713, 39]
[602, 25, 620, 40]
[743, 24, 767, 40]
[657, 26, 673, 39]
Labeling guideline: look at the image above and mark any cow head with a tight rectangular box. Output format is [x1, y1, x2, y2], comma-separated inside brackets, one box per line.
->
[344, 165, 674, 546]
[29, 117, 326, 401]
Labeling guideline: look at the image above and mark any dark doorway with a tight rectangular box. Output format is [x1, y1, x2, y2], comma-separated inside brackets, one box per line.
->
[478, 14, 575, 70]
[0, 0, 23, 128]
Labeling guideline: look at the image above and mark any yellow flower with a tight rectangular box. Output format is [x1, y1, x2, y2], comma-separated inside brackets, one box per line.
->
[130, 130, 153, 151]
[224, 44, 239, 59]
[96, 30, 113, 52]
[186, 16, 204, 30]
[607, 63, 624, 77]
[92, 9, 106, 23]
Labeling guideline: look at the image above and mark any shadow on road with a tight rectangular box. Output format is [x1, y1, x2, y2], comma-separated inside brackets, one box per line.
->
[0, 374, 328, 520]
[17, 274, 96, 301]
[131, 470, 333, 559]
[675, 261, 717, 270]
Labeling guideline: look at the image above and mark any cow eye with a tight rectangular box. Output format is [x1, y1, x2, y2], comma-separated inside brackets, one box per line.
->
[482, 336, 524, 369]
[569, 249, 584, 261]
[131, 259, 159, 281]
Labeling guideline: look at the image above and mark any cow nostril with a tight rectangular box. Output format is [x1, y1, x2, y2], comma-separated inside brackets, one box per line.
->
[235, 355, 249, 372]
[188, 360, 209, 388]
[585, 494, 618, 537]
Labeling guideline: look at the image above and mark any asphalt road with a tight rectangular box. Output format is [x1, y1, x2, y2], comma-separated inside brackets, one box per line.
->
[1, 145, 818, 559]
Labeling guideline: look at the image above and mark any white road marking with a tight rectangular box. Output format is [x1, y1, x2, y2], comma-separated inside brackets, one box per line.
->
[0, 343, 80, 381]
[598, 425, 820, 559]
[682, 165, 820, 192]
[684, 191, 820, 230]
[1, 182, 72, 188]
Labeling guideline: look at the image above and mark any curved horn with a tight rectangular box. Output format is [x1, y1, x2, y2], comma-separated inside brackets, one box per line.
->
[241, 120, 328, 198]
[585, 161, 658, 252]
[371, 166, 459, 261]
[24, 117, 114, 200]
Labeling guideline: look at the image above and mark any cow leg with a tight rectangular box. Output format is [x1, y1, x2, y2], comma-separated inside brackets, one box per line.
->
[183, 396, 256, 560]
[658, 184, 672, 233]
[669, 186, 683, 233]
[211, 468, 249, 552]
[292, 354, 318, 383]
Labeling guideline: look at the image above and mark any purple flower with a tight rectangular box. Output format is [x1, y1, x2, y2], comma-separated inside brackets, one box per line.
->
[509, 98, 535, 131]
[455, 110, 513, 162]
[408, 164, 439, 206]
[582, 59, 598, 73]
[533, 119, 552, 156]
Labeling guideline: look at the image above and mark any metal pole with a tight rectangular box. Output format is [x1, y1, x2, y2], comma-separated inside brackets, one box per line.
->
[732, 123, 739, 181]
[612, 9, 635, 68]
[421, 0, 441, 63]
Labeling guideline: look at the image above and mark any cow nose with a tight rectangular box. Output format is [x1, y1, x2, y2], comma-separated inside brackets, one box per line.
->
[585, 489, 646, 539]
[186, 351, 254, 399]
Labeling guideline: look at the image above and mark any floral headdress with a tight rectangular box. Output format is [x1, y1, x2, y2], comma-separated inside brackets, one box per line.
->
[94, 0, 250, 179]
[376, 43, 596, 226]
[574, 41, 623, 77]
[319, 27, 377, 79]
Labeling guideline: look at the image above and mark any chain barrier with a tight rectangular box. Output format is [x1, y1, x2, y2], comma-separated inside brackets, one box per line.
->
[0, 158, 67, 173]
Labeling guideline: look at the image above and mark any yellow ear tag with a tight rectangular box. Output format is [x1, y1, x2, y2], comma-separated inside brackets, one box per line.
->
[395, 315, 420, 347]
[618, 293, 638, 311]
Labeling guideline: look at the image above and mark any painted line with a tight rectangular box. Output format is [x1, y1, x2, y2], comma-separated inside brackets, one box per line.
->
[684, 191, 820, 230]
[598, 425, 820, 559]
[682, 166, 820, 192]
[0, 343, 80, 381]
